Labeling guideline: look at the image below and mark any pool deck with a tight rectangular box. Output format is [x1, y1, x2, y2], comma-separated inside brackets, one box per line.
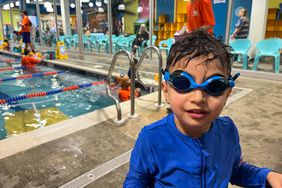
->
[0, 52, 281, 187]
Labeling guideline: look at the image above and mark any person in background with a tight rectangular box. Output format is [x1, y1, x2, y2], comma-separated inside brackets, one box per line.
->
[45, 24, 50, 34]
[116, 76, 141, 102]
[113, 21, 123, 36]
[5, 25, 10, 39]
[186, 0, 215, 34]
[124, 30, 282, 187]
[127, 58, 157, 94]
[21, 52, 47, 68]
[231, 8, 250, 40]
[85, 30, 91, 37]
[2, 39, 10, 52]
[50, 24, 56, 34]
[131, 24, 149, 57]
[19, 10, 35, 55]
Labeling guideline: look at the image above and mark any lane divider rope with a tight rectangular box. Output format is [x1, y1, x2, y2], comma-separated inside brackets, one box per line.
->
[0, 80, 106, 105]
[0, 66, 29, 72]
[0, 71, 66, 83]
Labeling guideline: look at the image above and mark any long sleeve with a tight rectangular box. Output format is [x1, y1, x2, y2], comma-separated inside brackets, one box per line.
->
[124, 130, 155, 188]
[230, 124, 271, 187]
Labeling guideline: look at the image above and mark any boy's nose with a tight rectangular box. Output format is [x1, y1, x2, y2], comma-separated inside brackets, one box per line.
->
[189, 89, 207, 104]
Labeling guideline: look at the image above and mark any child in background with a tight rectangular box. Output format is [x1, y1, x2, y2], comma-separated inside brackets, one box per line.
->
[127, 58, 157, 94]
[118, 76, 140, 102]
[2, 39, 10, 52]
[124, 30, 282, 187]
[21, 52, 47, 68]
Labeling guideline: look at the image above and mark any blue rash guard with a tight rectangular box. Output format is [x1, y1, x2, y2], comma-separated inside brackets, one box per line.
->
[124, 113, 271, 188]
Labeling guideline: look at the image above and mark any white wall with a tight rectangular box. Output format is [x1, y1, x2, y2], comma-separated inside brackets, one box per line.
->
[248, 0, 269, 57]
[60, 0, 71, 36]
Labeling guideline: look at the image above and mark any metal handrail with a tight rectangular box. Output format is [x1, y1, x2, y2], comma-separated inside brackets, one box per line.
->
[135, 45, 163, 107]
[106, 50, 135, 122]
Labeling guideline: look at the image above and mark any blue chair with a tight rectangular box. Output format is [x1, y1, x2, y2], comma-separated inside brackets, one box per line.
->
[229, 39, 252, 69]
[74, 35, 92, 51]
[159, 38, 175, 58]
[70, 34, 78, 48]
[116, 34, 135, 52]
[112, 35, 125, 53]
[59, 35, 72, 48]
[252, 38, 282, 74]
[96, 35, 117, 53]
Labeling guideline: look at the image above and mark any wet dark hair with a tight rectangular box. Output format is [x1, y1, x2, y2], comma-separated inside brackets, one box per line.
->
[166, 29, 232, 74]
[21, 10, 28, 15]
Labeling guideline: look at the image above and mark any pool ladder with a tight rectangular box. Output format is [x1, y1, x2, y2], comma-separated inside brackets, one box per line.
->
[106, 46, 163, 124]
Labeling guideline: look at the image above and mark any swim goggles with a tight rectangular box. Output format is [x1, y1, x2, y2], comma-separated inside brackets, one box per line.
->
[163, 69, 240, 96]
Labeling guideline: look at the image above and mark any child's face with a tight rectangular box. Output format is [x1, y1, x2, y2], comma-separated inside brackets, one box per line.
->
[239, 9, 243, 17]
[162, 56, 231, 136]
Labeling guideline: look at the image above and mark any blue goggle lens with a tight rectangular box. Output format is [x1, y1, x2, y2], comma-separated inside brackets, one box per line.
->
[172, 76, 191, 92]
[164, 70, 239, 96]
[205, 79, 228, 96]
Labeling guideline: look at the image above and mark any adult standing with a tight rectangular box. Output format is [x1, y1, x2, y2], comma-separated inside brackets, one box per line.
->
[19, 10, 35, 55]
[231, 8, 250, 39]
[186, 0, 215, 34]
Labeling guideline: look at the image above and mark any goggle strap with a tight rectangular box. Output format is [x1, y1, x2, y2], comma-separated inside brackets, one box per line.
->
[228, 73, 240, 88]
[161, 68, 167, 74]
[163, 70, 170, 81]
[232, 73, 240, 81]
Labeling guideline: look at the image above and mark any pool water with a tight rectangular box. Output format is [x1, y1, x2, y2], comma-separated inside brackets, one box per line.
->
[0, 56, 115, 139]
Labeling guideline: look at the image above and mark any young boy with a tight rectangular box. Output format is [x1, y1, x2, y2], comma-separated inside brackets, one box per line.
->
[124, 30, 282, 187]
[21, 52, 47, 68]
[118, 76, 141, 102]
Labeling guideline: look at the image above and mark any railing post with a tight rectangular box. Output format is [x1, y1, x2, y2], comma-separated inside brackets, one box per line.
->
[106, 50, 136, 124]
[136, 46, 164, 107]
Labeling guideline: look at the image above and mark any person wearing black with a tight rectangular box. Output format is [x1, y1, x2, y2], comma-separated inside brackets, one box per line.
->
[127, 58, 156, 95]
[131, 24, 149, 57]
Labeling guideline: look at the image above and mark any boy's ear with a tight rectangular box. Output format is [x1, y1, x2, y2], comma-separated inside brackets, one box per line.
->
[162, 81, 169, 103]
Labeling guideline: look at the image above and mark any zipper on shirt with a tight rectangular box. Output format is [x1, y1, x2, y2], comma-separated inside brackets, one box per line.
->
[196, 139, 209, 188]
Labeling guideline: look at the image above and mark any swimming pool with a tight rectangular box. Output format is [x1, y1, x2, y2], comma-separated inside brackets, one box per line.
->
[0, 56, 115, 139]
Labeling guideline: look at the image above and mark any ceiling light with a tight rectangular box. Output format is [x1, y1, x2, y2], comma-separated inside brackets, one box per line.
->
[44, 2, 52, 8]
[104, 0, 108, 4]
[10, 3, 14, 8]
[26, 0, 30, 3]
[98, 7, 104, 13]
[118, 4, 125, 10]
[137, 6, 143, 13]
[3, 4, 10, 10]
[46, 7, 53, 13]
[70, 3, 75, 8]
[15, 1, 20, 6]
[89, 2, 93, 7]
[95, 0, 102, 7]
